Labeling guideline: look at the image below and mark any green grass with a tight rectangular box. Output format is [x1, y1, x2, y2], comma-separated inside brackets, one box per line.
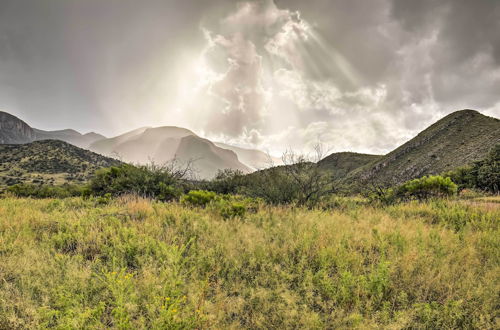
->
[0, 196, 498, 329]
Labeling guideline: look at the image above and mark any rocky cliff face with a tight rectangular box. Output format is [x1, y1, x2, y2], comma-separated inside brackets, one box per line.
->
[0, 111, 36, 144]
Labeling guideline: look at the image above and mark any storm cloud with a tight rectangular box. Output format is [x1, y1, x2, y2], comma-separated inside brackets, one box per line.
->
[0, 0, 499, 155]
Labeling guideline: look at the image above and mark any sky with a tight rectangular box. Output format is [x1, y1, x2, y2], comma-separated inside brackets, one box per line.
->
[0, 0, 499, 155]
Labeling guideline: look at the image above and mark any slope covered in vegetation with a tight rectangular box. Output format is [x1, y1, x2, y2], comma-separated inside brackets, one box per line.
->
[0, 140, 121, 187]
[0, 196, 498, 329]
[349, 110, 500, 185]
[318, 152, 382, 180]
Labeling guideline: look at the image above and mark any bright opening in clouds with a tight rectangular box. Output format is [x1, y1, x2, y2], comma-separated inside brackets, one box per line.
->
[1, 0, 499, 156]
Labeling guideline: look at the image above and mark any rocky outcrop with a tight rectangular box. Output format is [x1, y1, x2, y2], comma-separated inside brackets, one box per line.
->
[0, 111, 36, 144]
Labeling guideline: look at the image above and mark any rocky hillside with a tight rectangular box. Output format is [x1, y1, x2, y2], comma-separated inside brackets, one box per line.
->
[0, 111, 105, 148]
[0, 111, 36, 144]
[349, 110, 500, 185]
[0, 140, 121, 187]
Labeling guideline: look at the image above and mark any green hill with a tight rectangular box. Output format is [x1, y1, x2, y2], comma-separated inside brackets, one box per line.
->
[348, 110, 500, 185]
[318, 152, 383, 180]
[0, 140, 121, 187]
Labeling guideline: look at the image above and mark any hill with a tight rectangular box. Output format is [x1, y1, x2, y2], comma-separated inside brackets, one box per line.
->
[0, 140, 121, 187]
[318, 152, 383, 180]
[34, 128, 105, 148]
[0, 111, 36, 144]
[349, 110, 500, 185]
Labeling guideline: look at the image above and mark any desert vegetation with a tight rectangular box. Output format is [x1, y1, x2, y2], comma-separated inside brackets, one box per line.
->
[0, 142, 498, 329]
[0, 194, 498, 329]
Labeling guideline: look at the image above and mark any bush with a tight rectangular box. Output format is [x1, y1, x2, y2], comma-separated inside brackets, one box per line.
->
[88, 164, 185, 201]
[205, 169, 247, 195]
[395, 175, 458, 201]
[242, 150, 333, 207]
[6, 183, 85, 199]
[216, 200, 247, 219]
[181, 190, 217, 207]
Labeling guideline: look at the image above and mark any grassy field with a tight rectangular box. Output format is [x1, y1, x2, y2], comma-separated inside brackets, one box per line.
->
[0, 196, 498, 329]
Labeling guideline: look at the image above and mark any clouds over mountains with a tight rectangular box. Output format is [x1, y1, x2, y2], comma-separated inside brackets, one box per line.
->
[1, 0, 499, 155]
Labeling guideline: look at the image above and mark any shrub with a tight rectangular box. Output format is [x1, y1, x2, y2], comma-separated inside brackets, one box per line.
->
[394, 175, 458, 201]
[88, 164, 185, 201]
[181, 190, 217, 207]
[216, 200, 247, 219]
[205, 169, 247, 195]
[242, 149, 334, 207]
[6, 183, 85, 199]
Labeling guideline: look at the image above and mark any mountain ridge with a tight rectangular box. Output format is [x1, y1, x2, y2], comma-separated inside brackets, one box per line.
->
[345, 109, 500, 185]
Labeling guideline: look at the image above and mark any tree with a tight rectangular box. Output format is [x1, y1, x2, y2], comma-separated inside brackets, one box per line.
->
[243, 145, 335, 206]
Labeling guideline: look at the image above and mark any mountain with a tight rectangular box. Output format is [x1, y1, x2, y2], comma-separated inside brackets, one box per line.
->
[89, 127, 151, 157]
[318, 152, 383, 180]
[214, 142, 282, 170]
[89, 127, 251, 179]
[348, 110, 500, 185]
[178, 136, 250, 178]
[0, 111, 36, 144]
[33, 128, 105, 148]
[0, 140, 121, 187]
[0, 111, 105, 148]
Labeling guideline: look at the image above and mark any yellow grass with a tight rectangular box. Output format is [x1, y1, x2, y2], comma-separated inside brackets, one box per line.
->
[0, 197, 498, 329]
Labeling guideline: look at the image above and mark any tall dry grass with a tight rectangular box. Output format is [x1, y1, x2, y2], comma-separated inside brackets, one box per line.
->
[0, 196, 498, 329]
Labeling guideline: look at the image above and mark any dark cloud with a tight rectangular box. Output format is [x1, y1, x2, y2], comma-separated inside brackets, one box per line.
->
[0, 0, 498, 154]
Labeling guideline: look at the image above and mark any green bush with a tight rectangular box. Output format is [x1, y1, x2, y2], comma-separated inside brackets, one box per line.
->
[395, 175, 458, 201]
[6, 183, 85, 199]
[216, 201, 247, 219]
[181, 190, 217, 207]
[88, 164, 184, 201]
[205, 169, 247, 194]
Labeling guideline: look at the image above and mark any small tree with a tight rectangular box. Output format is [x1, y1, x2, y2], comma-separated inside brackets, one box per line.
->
[471, 145, 499, 194]
[243, 145, 334, 206]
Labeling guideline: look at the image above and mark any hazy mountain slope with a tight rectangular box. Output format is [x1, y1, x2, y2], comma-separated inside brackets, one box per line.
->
[176, 136, 251, 179]
[214, 142, 281, 170]
[318, 152, 383, 180]
[89, 127, 151, 156]
[89, 126, 194, 163]
[0, 111, 36, 144]
[349, 110, 500, 185]
[0, 140, 121, 187]
[88, 127, 251, 178]
[33, 128, 105, 148]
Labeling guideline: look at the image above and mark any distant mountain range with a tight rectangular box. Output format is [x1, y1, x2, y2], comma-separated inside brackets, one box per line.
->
[1, 109, 499, 184]
[0, 111, 274, 179]
[0, 111, 104, 148]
